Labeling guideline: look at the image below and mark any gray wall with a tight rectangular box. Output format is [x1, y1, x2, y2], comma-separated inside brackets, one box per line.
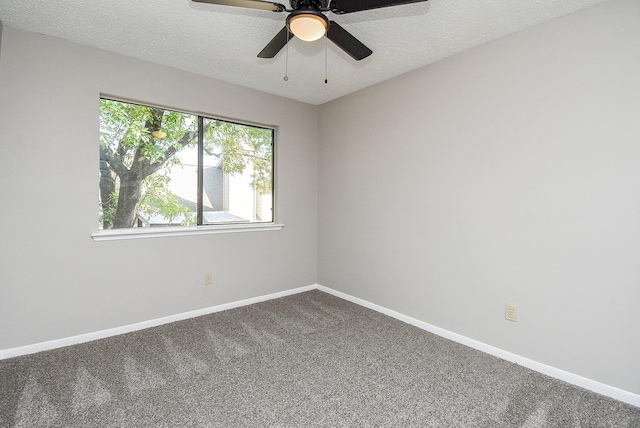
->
[318, 0, 640, 395]
[0, 26, 318, 349]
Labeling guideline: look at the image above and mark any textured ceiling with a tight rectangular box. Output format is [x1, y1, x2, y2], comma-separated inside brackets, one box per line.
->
[0, 0, 606, 105]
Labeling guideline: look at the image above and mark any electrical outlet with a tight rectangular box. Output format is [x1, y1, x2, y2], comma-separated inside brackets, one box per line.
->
[505, 304, 517, 322]
[204, 273, 213, 285]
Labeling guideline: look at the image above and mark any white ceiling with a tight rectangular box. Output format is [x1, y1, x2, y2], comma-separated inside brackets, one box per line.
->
[0, 0, 606, 105]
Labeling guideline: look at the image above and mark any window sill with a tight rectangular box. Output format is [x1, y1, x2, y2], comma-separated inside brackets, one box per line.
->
[92, 223, 284, 242]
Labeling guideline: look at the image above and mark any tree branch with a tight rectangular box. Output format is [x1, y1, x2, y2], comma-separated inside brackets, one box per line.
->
[131, 108, 165, 175]
[100, 145, 129, 178]
[142, 130, 197, 177]
[231, 150, 269, 161]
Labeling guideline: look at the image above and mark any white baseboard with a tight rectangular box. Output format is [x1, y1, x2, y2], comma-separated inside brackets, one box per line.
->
[316, 284, 640, 408]
[0, 284, 316, 360]
[2, 282, 638, 408]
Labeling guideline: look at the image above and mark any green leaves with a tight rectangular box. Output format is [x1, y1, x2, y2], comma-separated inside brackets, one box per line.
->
[204, 119, 273, 194]
[138, 172, 196, 226]
[100, 99, 198, 167]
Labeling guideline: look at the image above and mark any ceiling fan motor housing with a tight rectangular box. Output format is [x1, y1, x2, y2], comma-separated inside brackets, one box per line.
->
[289, 0, 327, 10]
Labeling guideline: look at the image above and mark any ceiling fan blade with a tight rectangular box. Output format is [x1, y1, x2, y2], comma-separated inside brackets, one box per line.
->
[327, 22, 372, 61]
[192, 0, 286, 13]
[329, 0, 426, 14]
[257, 27, 294, 58]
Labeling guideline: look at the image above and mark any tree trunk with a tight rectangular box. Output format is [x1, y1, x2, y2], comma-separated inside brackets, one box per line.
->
[113, 173, 144, 228]
[99, 159, 116, 229]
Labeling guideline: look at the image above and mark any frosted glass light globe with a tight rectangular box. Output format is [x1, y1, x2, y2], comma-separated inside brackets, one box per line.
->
[289, 14, 328, 42]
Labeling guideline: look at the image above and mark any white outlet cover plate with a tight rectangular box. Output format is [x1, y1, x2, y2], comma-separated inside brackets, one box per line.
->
[505, 304, 518, 322]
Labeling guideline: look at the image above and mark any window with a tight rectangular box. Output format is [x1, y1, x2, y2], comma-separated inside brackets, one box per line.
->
[98, 98, 274, 233]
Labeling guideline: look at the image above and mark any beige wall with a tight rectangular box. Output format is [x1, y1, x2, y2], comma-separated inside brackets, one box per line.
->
[0, 26, 318, 349]
[318, 0, 640, 394]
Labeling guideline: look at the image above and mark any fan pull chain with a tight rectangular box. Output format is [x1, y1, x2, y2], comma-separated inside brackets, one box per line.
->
[324, 35, 328, 84]
[284, 28, 290, 82]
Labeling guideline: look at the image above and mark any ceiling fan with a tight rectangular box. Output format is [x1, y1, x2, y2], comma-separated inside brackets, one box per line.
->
[192, 0, 428, 61]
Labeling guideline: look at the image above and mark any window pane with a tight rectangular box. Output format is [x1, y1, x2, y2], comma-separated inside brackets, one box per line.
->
[202, 118, 273, 224]
[99, 99, 198, 229]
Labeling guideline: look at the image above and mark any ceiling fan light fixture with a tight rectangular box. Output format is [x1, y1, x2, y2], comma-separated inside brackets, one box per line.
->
[287, 11, 329, 42]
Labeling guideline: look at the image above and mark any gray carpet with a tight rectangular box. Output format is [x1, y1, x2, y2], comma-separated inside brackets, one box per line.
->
[1, 290, 638, 427]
